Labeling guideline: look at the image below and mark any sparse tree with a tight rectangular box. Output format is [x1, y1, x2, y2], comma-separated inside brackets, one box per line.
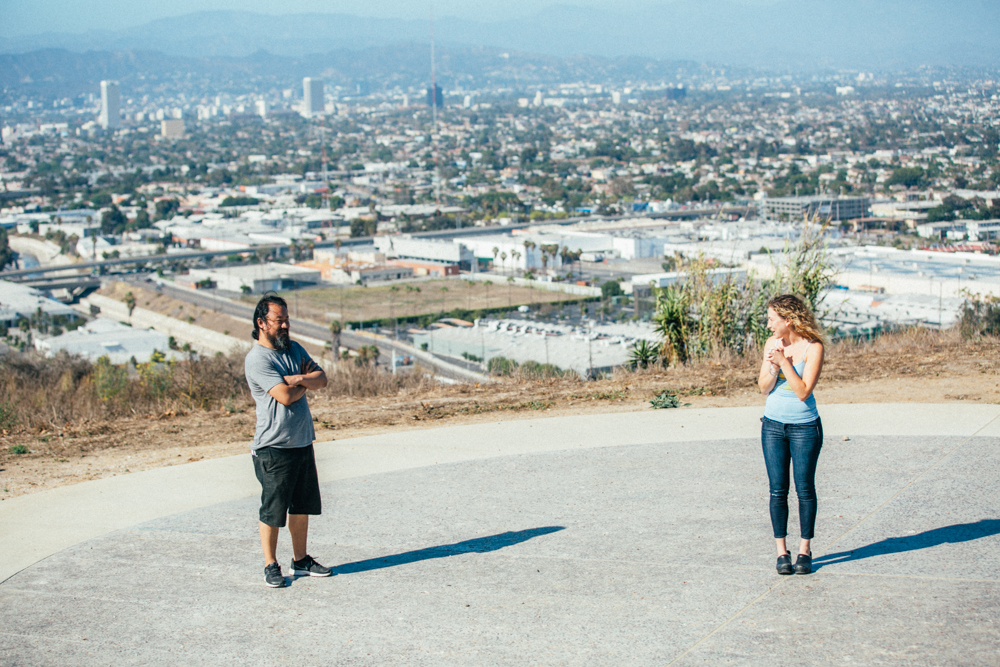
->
[124, 291, 136, 322]
[329, 320, 342, 355]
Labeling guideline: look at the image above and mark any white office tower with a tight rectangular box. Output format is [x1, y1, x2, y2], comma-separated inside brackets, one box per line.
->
[302, 77, 325, 117]
[98, 80, 121, 130]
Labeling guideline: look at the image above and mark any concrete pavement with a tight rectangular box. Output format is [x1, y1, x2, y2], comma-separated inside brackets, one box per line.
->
[1, 404, 998, 665]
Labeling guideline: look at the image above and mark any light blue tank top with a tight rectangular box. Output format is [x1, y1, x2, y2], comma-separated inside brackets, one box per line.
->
[764, 343, 819, 424]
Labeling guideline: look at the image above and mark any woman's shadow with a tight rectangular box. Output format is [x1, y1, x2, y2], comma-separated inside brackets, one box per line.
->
[814, 519, 1000, 570]
[330, 526, 565, 576]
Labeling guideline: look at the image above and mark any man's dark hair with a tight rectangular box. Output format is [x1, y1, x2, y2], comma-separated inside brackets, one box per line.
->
[252, 294, 288, 340]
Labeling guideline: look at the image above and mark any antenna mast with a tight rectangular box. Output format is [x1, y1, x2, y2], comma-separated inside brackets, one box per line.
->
[320, 121, 329, 211]
[431, 8, 441, 210]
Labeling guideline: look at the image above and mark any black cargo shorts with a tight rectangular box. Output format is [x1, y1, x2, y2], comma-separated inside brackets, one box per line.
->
[252, 444, 322, 527]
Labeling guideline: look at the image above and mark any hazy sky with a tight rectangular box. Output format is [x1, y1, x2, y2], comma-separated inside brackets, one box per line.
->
[2, 0, 779, 36]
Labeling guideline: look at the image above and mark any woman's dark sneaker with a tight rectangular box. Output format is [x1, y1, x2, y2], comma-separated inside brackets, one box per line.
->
[794, 553, 812, 575]
[291, 554, 332, 577]
[776, 552, 793, 575]
[264, 562, 285, 588]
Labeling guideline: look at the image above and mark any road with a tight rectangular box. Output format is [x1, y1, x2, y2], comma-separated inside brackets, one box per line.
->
[1, 207, 752, 280]
[118, 276, 483, 383]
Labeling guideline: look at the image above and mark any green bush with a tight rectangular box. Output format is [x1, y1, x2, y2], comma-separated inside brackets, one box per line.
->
[220, 196, 260, 207]
[650, 390, 689, 409]
[94, 355, 128, 401]
[8, 444, 28, 455]
[601, 280, 623, 299]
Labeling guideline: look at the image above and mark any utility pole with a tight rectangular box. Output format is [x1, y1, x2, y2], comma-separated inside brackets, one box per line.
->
[938, 282, 943, 328]
[587, 321, 594, 380]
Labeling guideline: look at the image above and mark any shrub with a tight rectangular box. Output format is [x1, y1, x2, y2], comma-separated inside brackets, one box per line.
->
[487, 356, 520, 376]
[94, 356, 128, 401]
[627, 339, 660, 370]
[0, 401, 17, 430]
[650, 222, 835, 366]
[486, 356, 572, 379]
[220, 196, 260, 207]
[959, 293, 1000, 339]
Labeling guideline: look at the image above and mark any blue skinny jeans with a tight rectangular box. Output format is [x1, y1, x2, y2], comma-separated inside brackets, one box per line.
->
[761, 416, 823, 540]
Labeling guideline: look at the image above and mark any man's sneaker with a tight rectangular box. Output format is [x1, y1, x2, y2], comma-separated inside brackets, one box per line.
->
[264, 562, 286, 588]
[291, 554, 332, 577]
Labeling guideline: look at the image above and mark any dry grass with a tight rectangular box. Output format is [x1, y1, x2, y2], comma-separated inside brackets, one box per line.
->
[3, 324, 1000, 500]
[262, 278, 584, 324]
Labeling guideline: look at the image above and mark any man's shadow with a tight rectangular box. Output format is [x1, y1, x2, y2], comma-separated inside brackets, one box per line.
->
[330, 526, 565, 576]
[814, 519, 1000, 570]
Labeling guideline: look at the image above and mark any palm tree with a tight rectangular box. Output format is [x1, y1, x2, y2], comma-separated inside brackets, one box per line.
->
[522, 239, 535, 274]
[465, 279, 476, 310]
[543, 244, 560, 273]
[388, 285, 399, 337]
[511, 250, 521, 276]
[439, 286, 449, 315]
[499, 251, 507, 276]
[492, 246, 499, 272]
[507, 275, 514, 308]
[406, 284, 421, 320]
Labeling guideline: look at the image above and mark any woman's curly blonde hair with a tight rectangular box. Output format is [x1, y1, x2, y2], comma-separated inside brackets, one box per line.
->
[768, 294, 826, 344]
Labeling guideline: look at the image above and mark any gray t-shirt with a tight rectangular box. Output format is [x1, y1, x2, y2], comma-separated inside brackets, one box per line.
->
[244, 341, 316, 451]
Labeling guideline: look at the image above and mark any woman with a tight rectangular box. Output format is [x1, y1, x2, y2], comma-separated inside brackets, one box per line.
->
[757, 294, 825, 576]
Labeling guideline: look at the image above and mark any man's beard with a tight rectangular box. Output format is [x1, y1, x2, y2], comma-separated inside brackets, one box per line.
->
[267, 330, 291, 351]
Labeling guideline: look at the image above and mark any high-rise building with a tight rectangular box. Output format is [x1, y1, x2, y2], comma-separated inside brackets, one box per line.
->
[426, 84, 443, 108]
[303, 78, 325, 117]
[98, 81, 121, 130]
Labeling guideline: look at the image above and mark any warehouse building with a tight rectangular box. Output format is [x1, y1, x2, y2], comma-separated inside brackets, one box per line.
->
[759, 196, 869, 222]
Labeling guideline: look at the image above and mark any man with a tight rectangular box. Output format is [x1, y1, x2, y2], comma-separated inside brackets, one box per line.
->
[244, 294, 331, 588]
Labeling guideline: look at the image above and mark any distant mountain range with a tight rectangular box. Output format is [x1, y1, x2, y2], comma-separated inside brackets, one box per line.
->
[3, 1, 999, 70]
